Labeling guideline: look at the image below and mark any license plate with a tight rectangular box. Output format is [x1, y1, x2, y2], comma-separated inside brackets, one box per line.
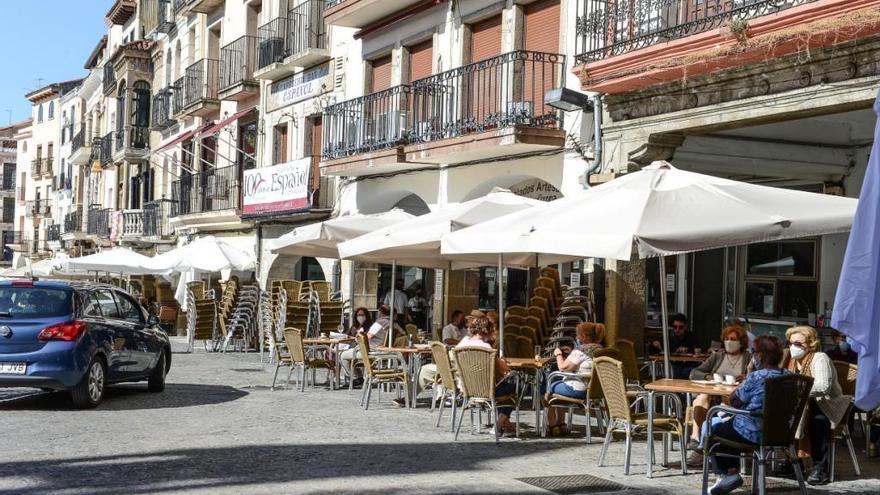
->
[0, 362, 26, 375]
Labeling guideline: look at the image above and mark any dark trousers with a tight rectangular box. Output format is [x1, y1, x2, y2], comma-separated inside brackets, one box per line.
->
[711, 419, 752, 474]
[496, 380, 517, 417]
[809, 400, 831, 473]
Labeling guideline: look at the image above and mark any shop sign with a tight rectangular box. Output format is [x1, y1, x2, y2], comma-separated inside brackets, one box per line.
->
[267, 64, 331, 112]
[509, 178, 562, 202]
[242, 159, 311, 215]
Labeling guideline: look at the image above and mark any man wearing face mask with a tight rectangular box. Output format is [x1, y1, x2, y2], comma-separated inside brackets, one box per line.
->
[685, 325, 752, 466]
[827, 331, 857, 364]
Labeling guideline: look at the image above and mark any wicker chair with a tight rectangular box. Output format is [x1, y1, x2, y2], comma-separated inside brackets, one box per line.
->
[534, 287, 557, 313]
[308, 280, 332, 301]
[506, 305, 528, 318]
[356, 332, 409, 410]
[701, 374, 813, 495]
[523, 315, 544, 342]
[269, 334, 292, 391]
[431, 341, 460, 431]
[507, 315, 527, 327]
[283, 327, 336, 392]
[594, 356, 686, 475]
[530, 297, 552, 327]
[452, 346, 520, 442]
[527, 306, 549, 336]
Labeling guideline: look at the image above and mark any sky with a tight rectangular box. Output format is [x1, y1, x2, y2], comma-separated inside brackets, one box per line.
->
[0, 1, 110, 125]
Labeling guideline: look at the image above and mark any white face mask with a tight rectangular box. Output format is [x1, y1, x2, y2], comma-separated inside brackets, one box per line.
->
[356, 315, 366, 325]
[724, 340, 741, 353]
[789, 345, 807, 360]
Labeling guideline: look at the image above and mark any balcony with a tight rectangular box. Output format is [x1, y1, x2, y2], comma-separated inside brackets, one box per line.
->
[25, 200, 51, 218]
[144, 0, 175, 35]
[171, 164, 242, 227]
[106, 0, 136, 25]
[143, 199, 176, 242]
[323, 0, 424, 29]
[120, 209, 144, 241]
[1, 172, 14, 191]
[2, 231, 25, 252]
[99, 133, 114, 166]
[575, 0, 820, 63]
[173, 0, 195, 14]
[87, 207, 112, 238]
[47, 224, 61, 243]
[109, 41, 155, 89]
[286, 0, 330, 69]
[254, 17, 293, 81]
[320, 85, 411, 175]
[152, 88, 176, 130]
[188, 0, 224, 15]
[404, 50, 567, 165]
[103, 64, 117, 96]
[30, 158, 53, 179]
[176, 59, 220, 118]
[113, 125, 150, 162]
[70, 128, 93, 166]
[54, 172, 71, 191]
[62, 208, 86, 241]
[219, 35, 260, 101]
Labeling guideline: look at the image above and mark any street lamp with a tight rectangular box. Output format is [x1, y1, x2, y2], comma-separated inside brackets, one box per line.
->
[545, 87, 594, 112]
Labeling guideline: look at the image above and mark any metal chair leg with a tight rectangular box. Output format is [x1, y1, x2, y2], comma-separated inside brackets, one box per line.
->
[845, 429, 862, 476]
[830, 433, 837, 482]
[624, 426, 633, 475]
[436, 391, 447, 428]
[701, 444, 711, 495]
[679, 430, 687, 475]
[454, 402, 467, 441]
[598, 421, 613, 466]
[788, 446, 807, 495]
[270, 362, 282, 391]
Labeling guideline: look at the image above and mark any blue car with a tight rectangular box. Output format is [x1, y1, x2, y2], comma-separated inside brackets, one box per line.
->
[0, 280, 171, 408]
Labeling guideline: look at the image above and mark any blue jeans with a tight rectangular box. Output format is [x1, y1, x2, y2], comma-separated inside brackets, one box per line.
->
[548, 381, 587, 400]
[710, 418, 753, 474]
[495, 380, 517, 417]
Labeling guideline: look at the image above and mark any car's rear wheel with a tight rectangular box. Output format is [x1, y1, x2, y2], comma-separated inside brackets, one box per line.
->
[147, 350, 166, 393]
[71, 356, 106, 408]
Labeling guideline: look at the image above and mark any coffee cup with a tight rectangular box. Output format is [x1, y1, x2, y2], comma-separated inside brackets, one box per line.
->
[724, 375, 736, 385]
[694, 347, 702, 355]
[712, 373, 723, 383]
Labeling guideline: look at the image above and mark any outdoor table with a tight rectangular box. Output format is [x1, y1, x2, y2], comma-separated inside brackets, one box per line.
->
[643, 378, 737, 478]
[376, 345, 433, 408]
[304, 336, 354, 390]
[505, 357, 552, 429]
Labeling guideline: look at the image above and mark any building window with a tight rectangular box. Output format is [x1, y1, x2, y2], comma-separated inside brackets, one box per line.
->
[2, 198, 14, 223]
[741, 240, 818, 319]
[238, 121, 257, 170]
[48, 101, 55, 120]
[273, 123, 288, 165]
[37, 104, 44, 123]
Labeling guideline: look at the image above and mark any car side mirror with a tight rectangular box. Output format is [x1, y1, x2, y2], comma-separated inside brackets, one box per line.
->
[147, 315, 160, 327]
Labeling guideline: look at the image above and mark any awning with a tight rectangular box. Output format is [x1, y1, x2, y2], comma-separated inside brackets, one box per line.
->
[200, 106, 256, 139]
[155, 122, 214, 152]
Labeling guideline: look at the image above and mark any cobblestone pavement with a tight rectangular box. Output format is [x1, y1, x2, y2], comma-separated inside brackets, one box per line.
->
[1, 338, 879, 495]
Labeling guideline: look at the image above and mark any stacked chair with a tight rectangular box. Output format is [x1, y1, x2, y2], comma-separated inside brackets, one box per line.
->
[185, 281, 218, 353]
[223, 284, 260, 352]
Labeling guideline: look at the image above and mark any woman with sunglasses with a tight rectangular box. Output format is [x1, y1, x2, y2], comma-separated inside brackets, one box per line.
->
[785, 325, 850, 485]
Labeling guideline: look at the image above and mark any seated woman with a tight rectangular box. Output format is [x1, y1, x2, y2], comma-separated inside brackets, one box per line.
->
[687, 325, 752, 465]
[348, 307, 373, 337]
[456, 314, 517, 436]
[544, 322, 603, 436]
[785, 325, 849, 486]
[706, 335, 786, 495]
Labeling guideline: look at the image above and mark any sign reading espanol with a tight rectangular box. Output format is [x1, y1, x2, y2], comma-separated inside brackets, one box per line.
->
[242, 159, 312, 215]
[267, 64, 331, 112]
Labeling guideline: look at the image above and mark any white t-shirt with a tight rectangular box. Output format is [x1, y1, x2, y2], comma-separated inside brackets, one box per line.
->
[383, 289, 408, 315]
[442, 323, 465, 342]
[456, 335, 492, 350]
[563, 344, 601, 391]
[366, 318, 390, 348]
[408, 296, 428, 314]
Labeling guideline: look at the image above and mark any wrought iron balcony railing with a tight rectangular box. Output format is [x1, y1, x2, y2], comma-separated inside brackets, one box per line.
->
[575, 0, 820, 63]
[172, 77, 186, 115]
[152, 87, 176, 129]
[47, 224, 61, 242]
[30, 158, 53, 178]
[1, 173, 13, 191]
[289, 0, 327, 56]
[257, 17, 289, 69]
[171, 164, 240, 216]
[115, 125, 149, 153]
[143, 199, 176, 238]
[182, 58, 220, 109]
[220, 35, 259, 91]
[25, 200, 51, 218]
[72, 128, 85, 153]
[322, 85, 411, 161]
[100, 132, 114, 165]
[409, 50, 565, 143]
[64, 208, 83, 234]
[87, 207, 112, 237]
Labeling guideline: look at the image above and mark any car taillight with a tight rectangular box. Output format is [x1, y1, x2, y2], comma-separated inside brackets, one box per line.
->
[37, 321, 87, 341]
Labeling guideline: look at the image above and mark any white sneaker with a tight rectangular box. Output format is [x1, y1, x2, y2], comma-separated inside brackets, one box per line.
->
[709, 473, 743, 495]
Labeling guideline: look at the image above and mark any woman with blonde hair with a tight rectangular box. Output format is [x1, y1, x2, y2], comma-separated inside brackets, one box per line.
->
[785, 325, 850, 485]
[685, 325, 752, 466]
[543, 322, 604, 436]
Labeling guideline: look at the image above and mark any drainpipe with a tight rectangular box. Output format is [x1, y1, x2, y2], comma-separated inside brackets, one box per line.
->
[583, 94, 603, 188]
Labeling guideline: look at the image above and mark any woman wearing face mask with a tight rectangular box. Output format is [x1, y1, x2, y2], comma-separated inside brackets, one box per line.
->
[827, 331, 858, 364]
[349, 307, 373, 337]
[785, 325, 850, 486]
[685, 325, 752, 466]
